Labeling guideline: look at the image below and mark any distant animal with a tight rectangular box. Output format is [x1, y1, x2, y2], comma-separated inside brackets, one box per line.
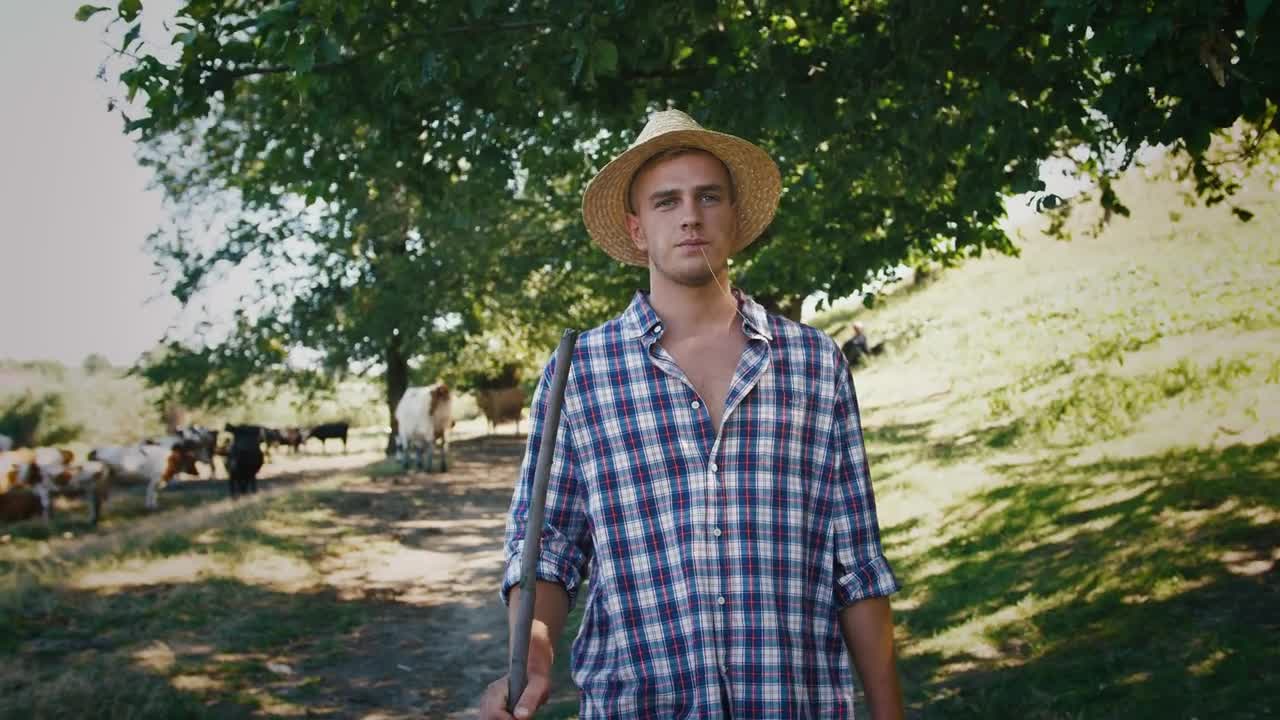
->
[147, 426, 218, 479]
[0, 490, 42, 523]
[283, 427, 303, 454]
[0, 433, 12, 452]
[1, 448, 121, 523]
[1, 450, 43, 522]
[261, 427, 286, 463]
[264, 427, 286, 446]
[395, 384, 453, 472]
[474, 386, 527, 434]
[3, 448, 92, 523]
[90, 442, 199, 511]
[180, 426, 219, 478]
[223, 424, 266, 499]
[24, 459, 113, 525]
[307, 422, 350, 454]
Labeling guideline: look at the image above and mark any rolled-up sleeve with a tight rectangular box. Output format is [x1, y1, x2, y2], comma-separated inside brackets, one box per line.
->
[829, 350, 900, 606]
[501, 354, 593, 609]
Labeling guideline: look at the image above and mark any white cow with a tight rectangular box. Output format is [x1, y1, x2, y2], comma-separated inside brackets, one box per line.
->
[0, 433, 12, 452]
[90, 443, 198, 510]
[395, 383, 453, 472]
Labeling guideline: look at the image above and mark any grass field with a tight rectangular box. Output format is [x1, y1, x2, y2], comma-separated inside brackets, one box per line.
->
[802, 162, 1280, 717]
[1, 162, 1276, 718]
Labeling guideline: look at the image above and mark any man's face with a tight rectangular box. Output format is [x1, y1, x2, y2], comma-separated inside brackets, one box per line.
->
[625, 151, 738, 287]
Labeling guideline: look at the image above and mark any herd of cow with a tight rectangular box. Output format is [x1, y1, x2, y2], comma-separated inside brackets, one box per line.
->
[0, 421, 352, 526]
[0, 380, 516, 528]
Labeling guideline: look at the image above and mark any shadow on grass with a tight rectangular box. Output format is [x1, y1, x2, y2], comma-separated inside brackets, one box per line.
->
[864, 418, 1027, 472]
[891, 437, 1280, 718]
[0, 574, 510, 719]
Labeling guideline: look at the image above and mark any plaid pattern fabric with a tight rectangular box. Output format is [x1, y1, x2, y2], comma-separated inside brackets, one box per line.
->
[503, 291, 898, 719]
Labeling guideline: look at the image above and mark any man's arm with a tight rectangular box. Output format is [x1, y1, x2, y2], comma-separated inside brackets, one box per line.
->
[479, 580, 571, 720]
[840, 596, 904, 720]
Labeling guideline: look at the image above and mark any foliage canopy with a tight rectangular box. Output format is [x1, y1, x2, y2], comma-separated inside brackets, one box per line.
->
[81, 0, 1279, 416]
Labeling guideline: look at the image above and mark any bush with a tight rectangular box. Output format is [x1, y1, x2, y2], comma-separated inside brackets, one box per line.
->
[0, 392, 84, 447]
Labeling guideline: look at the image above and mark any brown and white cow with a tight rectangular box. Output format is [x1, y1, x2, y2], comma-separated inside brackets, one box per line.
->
[90, 443, 198, 511]
[395, 383, 453, 472]
[0, 449, 111, 524]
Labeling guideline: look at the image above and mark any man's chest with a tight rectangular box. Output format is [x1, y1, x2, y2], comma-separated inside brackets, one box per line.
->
[660, 332, 748, 428]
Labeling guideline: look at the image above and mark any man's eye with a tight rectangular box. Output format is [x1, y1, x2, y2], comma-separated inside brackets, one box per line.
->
[700, 193, 721, 204]
[655, 198, 676, 209]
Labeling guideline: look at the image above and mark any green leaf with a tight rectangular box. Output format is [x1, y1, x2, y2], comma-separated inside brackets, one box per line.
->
[287, 42, 315, 73]
[1246, 0, 1272, 23]
[593, 39, 619, 76]
[74, 5, 110, 22]
[118, 0, 142, 22]
[122, 23, 141, 52]
[123, 114, 153, 134]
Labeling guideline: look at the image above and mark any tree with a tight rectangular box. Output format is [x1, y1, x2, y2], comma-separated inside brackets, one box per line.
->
[80, 0, 1278, 423]
[81, 353, 112, 375]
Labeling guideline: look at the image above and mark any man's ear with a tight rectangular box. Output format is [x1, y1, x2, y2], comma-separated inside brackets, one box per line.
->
[626, 213, 645, 252]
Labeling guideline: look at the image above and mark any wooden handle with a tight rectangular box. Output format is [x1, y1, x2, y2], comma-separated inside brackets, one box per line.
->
[508, 329, 578, 712]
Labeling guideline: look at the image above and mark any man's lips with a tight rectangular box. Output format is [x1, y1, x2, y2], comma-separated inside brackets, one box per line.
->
[677, 239, 708, 247]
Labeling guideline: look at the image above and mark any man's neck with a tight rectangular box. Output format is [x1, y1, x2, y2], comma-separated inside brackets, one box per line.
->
[647, 274, 741, 341]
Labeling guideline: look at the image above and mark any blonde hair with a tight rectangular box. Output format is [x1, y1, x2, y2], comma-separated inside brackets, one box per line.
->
[625, 146, 738, 213]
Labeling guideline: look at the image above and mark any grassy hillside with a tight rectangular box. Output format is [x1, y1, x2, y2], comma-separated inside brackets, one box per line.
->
[804, 159, 1279, 716]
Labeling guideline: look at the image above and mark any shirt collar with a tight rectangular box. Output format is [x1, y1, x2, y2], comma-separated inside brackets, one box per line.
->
[621, 290, 774, 342]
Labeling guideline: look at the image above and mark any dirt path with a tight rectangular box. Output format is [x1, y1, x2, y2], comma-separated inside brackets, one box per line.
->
[4, 434, 543, 720]
[296, 436, 526, 719]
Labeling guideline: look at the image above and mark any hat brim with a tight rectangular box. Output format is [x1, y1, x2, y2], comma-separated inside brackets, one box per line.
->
[582, 128, 782, 267]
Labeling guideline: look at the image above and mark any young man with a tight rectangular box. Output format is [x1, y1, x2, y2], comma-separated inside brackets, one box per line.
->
[480, 110, 903, 719]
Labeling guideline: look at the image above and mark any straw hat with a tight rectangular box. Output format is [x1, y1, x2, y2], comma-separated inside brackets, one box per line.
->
[581, 109, 782, 267]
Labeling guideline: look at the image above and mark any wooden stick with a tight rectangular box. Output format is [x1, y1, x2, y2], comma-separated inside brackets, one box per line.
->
[508, 329, 578, 712]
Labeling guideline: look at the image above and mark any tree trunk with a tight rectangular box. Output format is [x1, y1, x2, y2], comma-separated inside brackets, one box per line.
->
[384, 332, 409, 456]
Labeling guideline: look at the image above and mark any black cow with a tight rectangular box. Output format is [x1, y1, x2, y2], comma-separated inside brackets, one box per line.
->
[223, 424, 265, 498]
[307, 422, 349, 454]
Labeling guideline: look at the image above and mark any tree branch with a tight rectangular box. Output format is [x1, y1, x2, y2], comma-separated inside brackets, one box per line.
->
[216, 19, 552, 80]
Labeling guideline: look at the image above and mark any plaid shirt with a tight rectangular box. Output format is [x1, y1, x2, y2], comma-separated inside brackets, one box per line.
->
[503, 291, 898, 718]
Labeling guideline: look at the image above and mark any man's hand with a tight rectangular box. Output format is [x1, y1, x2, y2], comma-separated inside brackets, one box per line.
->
[481, 582, 569, 719]
[478, 669, 551, 720]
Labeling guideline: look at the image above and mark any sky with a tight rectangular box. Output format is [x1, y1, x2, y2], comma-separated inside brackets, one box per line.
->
[0, 2, 1087, 368]
[0, 0, 193, 367]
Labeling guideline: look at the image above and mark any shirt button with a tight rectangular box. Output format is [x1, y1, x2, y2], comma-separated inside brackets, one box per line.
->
[654, 324, 662, 334]
[717, 595, 726, 606]
[709, 462, 719, 473]
[720, 663, 729, 675]
[712, 527, 722, 537]
[691, 400, 701, 409]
